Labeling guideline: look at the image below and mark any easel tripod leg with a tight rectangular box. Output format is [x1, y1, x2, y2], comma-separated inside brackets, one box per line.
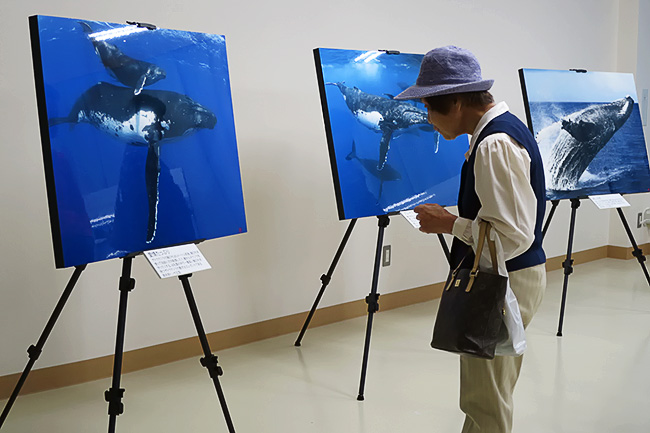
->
[106, 256, 135, 433]
[0, 265, 86, 430]
[542, 200, 560, 239]
[295, 218, 357, 346]
[557, 199, 580, 337]
[616, 208, 650, 285]
[179, 274, 236, 433]
[437, 234, 451, 265]
[357, 215, 389, 401]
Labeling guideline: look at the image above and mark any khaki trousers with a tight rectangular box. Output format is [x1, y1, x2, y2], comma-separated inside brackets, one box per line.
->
[459, 263, 546, 433]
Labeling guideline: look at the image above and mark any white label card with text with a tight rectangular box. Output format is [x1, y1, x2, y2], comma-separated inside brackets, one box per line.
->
[144, 244, 211, 279]
[401, 210, 421, 229]
[588, 194, 630, 210]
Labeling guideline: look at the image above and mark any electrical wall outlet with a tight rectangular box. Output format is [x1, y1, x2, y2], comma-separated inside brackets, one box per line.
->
[642, 208, 650, 228]
[382, 245, 391, 267]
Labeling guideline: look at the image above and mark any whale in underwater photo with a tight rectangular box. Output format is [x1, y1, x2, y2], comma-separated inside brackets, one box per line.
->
[79, 21, 167, 95]
[327, 82, 434, 171]
[31, 14, 247, 268]
[49, 81, 217, 243]
[49, 82, 217, 145]
[345, 140, 401, 201]
[315, 48, 467, 221]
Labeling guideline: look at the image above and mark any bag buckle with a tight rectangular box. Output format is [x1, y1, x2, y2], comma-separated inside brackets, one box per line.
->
[444, 271, 457, 291]
[465, 269, 479, 292]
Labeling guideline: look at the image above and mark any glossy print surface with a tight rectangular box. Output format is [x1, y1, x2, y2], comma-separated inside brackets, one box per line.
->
[520, 68, 650, 200]
[30, 15, 247, 268]
[315, 48, 468, 220]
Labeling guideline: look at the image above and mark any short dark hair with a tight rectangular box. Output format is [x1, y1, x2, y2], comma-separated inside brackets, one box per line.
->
[423, 91, 494, 115]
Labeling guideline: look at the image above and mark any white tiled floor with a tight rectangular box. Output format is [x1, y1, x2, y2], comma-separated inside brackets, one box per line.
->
[2, 258, 650, 432]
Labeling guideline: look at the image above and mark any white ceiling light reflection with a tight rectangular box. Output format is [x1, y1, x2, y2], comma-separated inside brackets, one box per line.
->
[363, 51, 384, 63]
[353, 51, 385, 63]
[89, 26, 148, 41]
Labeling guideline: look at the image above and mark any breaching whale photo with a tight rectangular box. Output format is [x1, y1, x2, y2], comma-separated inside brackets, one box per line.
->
[315, 48, 468, 220]
[30, 15, 247, 268]
[520, 68, 650, 201]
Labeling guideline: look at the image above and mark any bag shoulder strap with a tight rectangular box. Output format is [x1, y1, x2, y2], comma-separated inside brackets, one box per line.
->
[470, 222, 499, 271]
[486, 226, 499, 274]
[444, 220, 501, 292]
[462, 221, 500, 292]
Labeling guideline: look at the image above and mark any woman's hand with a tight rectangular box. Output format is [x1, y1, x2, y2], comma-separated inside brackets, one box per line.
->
[414, 204, 457, 234]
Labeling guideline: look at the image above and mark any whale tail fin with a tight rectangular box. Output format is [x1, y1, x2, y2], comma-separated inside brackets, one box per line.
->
[48, 117, 73, 127]
[346, 140, 358, 161]
[78, 21, 93, 34]
[325, 82, 345, 92]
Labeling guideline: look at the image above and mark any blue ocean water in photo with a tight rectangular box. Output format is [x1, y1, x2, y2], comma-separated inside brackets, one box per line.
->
[34, 15, 247, 268]
[528, 101, 650, 200]
[317, 48, 468, 220]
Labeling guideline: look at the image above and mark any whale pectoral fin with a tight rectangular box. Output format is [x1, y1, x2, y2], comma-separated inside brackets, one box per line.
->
[378, 129, 394, 171]
[562, 118, 599, 142]
[134, 75, 147, 96]
[145, 144, 161, 243]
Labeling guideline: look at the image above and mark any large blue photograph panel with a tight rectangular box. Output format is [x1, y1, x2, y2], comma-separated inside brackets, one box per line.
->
[520, 68, 650, 200]
[30, 15, 247, 268]
[315, 48, 468, 220]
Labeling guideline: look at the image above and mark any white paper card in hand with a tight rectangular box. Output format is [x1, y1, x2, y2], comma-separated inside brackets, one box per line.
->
[401, 210, 420, 229]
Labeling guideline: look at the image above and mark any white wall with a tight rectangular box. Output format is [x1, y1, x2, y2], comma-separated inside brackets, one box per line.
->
[0, 0, 637, 376]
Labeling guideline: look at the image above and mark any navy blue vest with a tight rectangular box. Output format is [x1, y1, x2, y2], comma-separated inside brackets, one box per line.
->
[449, 111, 546, 272]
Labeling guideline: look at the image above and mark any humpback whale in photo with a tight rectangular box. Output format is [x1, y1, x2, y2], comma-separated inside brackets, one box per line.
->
[547, 96, 634, 190]
[346, 140, 401, 200]
[49, 82, 217, 243]
[327, 82, 434, 170]
[80, 21, 166, 95]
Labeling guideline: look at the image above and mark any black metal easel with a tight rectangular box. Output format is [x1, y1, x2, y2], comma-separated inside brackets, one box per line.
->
[0, 265, 87, 428]
[294, 215, 450, 400]
[0, 256, 236, 433]
[179, 273, 236, 432]
[294, 218, 358, 346]
[542, 198, 650, 336]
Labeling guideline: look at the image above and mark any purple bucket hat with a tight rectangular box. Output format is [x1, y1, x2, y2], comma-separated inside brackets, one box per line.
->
[394, 45, 493, 100]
